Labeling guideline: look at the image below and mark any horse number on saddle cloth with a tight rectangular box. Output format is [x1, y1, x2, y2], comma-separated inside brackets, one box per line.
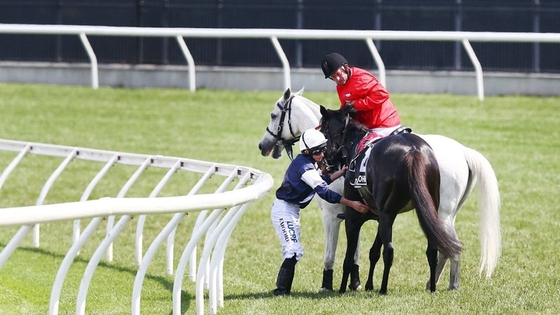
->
[349, 147, 372, 186]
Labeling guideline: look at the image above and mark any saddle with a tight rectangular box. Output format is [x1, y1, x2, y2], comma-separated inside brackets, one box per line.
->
[347, 126, 412, 188]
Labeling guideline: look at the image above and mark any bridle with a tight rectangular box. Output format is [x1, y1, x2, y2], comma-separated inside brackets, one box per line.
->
[265, 95, 300, 159]
[321, 113, 351, 170]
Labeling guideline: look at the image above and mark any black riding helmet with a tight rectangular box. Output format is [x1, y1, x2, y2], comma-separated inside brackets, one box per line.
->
[321, 53, 348, 78]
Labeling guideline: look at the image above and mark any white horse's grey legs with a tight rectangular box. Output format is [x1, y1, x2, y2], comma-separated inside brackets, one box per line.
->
[448, 254, 461, 290]
[319, 200, 341, 292]
[430, 253, 448, 288]
[429, 253, 460, 290]
[319, 197, 343, 271]
[444, 224, 462, 290]
[317, 177, 361, 291]
[421, 134, 470, 290]
[318, 178, 346, 270]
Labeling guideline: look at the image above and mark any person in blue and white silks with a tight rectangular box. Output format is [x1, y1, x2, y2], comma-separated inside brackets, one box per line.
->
[270, 128, 370, 296]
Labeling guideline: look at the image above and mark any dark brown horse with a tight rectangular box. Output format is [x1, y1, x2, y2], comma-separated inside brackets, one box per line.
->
[319, 105, 462, 294]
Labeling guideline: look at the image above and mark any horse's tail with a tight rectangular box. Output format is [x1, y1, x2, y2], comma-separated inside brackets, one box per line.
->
[406, 150, 463, 259]
[463, 146, 501, 278]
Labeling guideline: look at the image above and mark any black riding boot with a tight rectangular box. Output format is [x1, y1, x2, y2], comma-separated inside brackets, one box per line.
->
[321, 269, 334, 291]
[273, 256, 298, 296]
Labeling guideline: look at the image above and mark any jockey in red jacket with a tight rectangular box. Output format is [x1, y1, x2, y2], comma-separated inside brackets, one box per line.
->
[321, 53, 401, 136]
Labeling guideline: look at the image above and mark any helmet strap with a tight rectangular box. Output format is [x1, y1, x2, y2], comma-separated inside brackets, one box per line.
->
[301, 135, 310, 151]
[343, 65, 351, 78]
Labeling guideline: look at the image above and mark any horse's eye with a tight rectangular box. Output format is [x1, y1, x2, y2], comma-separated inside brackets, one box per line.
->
[271, 113, 277, 119]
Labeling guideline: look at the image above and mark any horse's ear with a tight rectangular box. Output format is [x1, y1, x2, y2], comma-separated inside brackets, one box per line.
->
[283, 88, 291, 101]
[294, 87, 305, 96]
[320, 105, 330, 117]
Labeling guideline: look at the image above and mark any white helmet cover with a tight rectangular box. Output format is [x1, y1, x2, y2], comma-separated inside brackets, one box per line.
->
[299, 128, 327, 152]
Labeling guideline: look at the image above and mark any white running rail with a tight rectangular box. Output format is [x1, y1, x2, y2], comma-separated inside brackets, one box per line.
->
[0, 139, 273, 315]
[2, 23, 560, 100]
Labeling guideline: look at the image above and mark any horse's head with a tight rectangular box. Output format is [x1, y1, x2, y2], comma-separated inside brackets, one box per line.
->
[258, 87, 320, 160]
[319, 105, 367, 168]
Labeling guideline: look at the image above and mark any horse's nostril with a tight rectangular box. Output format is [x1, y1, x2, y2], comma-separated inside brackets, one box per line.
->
[258, 143, 262, 150]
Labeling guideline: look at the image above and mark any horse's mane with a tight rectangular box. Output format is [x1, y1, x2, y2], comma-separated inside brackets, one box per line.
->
[348, 118, 369, 134]
[327, 107, 369, 134]
[296, 94, 318, 107]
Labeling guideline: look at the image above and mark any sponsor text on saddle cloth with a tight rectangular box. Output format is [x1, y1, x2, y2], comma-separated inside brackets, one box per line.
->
[348, 127, 413, 187]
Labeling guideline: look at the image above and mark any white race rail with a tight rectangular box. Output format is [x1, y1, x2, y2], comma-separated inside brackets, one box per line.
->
[2, 24, 560, 100]
[0, 139, 273, 315]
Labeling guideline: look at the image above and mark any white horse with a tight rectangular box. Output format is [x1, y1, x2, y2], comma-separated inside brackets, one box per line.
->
[258, 87, 501, 292]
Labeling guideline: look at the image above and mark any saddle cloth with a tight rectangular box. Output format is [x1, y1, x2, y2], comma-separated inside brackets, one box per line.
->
[347, 126, 413, 188]
[348, 132, 382, 187]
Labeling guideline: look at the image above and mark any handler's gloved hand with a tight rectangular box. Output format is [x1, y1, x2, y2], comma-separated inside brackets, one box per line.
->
[342, 101, 355, 111]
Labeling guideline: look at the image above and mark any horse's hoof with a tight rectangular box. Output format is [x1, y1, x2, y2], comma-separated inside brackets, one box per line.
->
[319, 287, 333, 293]
[349, 283, 362, 291]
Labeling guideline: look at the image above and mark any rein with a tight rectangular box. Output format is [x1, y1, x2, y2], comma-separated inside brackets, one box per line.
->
[265, 95, 300, 159]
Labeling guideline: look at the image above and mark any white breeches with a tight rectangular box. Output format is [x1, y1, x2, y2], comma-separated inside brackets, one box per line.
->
[370, 124, 401, 137]
[271, 198, 303, 260]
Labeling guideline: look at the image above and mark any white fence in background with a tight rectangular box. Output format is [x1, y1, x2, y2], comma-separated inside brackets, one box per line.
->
[0, 139, 273, 315]
[2, 24, 560, 100]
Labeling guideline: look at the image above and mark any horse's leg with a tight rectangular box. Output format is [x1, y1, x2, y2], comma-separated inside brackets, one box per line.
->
[426, 242, 439, 292]
[434, 225, 462, 291]
[378, 214, 396, 295]
[343, 183, 364, 292]
[444, 145, 501, 290]
[318, 178, 346, 291]
[339, 213, 361, 294]
[429, 182, 466, 290]
[430, 201, 461, 291]
[365, 231, 382, 291]
[339, 261, 350, 294]
[445, 222, 462, 290]
[339, 239, 360, 293]
[318, 197, 343, 291]
[448, 253, 461, 290]
[427, 252, 448, 290]
[427, 234, 454, 290]
[349, 262, 361, 291]
[421, 134, 480, 290]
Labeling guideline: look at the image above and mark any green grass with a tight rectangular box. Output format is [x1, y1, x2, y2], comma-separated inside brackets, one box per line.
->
[0, 83, 559, 314]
